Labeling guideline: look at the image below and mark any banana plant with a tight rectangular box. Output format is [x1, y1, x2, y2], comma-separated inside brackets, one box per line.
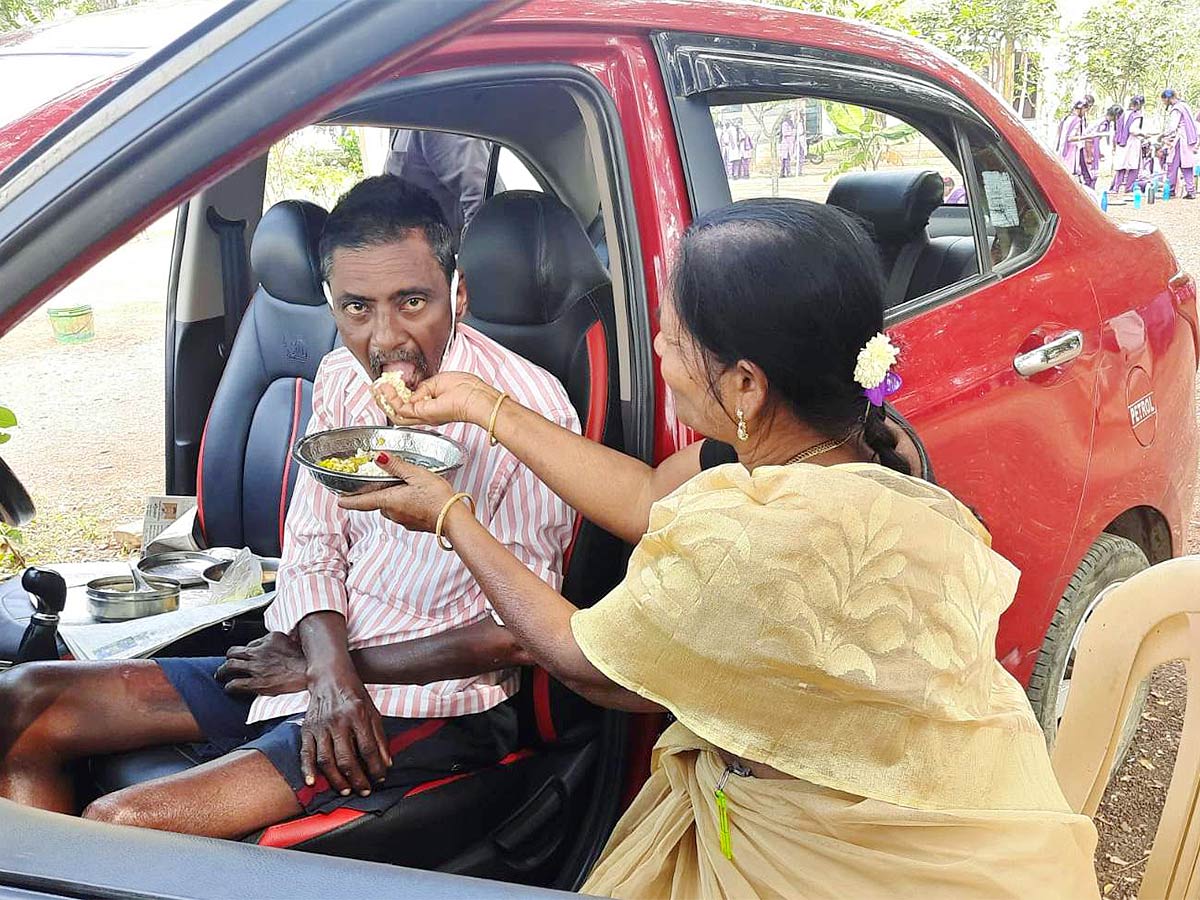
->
[817, 103, 916, 178]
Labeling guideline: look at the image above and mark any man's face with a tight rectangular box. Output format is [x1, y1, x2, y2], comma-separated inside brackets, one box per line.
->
[326, 233, 466, 388]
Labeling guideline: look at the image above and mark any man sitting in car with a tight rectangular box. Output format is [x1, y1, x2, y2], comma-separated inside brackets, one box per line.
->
[0, 177, 579, 838]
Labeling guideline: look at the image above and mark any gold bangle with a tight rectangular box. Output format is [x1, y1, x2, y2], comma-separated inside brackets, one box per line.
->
[435, 492, 475, 552]
[487, 391, 509, 447]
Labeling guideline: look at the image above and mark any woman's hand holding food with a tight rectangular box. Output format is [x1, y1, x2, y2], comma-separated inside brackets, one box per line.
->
[338, 455, 459, 534]
[373, 371, 501, 429]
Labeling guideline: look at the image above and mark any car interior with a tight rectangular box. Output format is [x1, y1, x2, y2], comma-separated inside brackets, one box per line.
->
[1, 69, 644, 892]
[0, 63, 939, 893]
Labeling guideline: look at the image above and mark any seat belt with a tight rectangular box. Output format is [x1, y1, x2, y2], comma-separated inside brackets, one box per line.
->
[885, 240, 924, 308]
[205, 206, 251, 359]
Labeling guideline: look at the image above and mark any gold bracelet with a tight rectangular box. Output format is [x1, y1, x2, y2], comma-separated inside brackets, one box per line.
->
[487, 391, 509, 447]
[434, 492, 475, 552]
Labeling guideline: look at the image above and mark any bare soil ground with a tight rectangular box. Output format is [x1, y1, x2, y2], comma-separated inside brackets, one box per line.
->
[1, 185, 1199, 895]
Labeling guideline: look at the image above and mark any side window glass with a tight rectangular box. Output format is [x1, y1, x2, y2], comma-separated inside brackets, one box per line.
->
[493, 146, 544, 195]
[264, 125, 376, 211]
[966, 137, 1048, 268]
[707, 98, 980, 309]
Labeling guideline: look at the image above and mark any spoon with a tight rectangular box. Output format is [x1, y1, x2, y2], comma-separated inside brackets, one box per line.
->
[128, 561, 156, 594]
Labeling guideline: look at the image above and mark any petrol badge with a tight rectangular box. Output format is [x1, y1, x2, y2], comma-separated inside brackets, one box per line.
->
[1126, 366, 1156, 447]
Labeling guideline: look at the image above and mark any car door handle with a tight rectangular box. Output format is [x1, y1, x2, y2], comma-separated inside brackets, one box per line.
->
[1013, 330, 1084, 377]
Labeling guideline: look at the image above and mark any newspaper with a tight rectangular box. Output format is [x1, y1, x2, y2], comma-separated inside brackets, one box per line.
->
[142, 495, 197, 548]
[59, 591, 275, 661]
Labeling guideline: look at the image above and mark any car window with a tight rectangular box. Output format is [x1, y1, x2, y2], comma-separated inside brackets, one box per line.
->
[264, 125, 381, 211]
[494, 146, 543, 194]
[963, 134, 1049, 270]
[709, 98, 981, 310]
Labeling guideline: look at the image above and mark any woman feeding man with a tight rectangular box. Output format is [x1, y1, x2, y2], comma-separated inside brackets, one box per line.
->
[346, 198, 1099, 899]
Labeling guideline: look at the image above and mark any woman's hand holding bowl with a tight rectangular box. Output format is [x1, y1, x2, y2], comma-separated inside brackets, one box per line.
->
[338, 454, 459, 534]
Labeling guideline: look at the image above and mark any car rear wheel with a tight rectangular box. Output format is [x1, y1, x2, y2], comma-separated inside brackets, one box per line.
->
[1027, 533, 1150, 756]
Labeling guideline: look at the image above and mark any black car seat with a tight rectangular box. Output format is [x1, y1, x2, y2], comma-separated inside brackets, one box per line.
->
[827, 169, 978, 309]
[91, 190, 626, 885]
[195, 200, 336, 557]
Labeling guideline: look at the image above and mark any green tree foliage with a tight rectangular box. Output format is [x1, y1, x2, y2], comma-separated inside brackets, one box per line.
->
[2, 0, 145, 31]
[264, 126, 365, 211]
[817, 102, 915, 176]
[1067, 0, 1200, 109]
[910, 0, 1057, 103]
[763, 0, 913, 32]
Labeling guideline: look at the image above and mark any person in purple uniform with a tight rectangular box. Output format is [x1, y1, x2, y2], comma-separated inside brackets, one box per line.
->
[1057, 101, 1093, 187]
[1162, 89, 1198, 200]
[778, 111, 799, 178]
[1112, 96, 1147, 193]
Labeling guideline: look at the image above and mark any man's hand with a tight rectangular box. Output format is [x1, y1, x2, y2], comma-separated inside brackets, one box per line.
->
[216, 632, 307, 696]
[301, 670, 392, 797]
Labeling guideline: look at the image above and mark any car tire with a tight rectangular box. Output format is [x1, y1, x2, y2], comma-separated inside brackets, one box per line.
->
[1027, 533, 1150, 756]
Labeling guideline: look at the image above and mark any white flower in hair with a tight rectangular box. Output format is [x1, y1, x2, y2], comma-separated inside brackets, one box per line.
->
[854, 333, 900, 390]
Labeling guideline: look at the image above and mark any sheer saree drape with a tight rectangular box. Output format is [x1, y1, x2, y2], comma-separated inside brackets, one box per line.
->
[572, 462, 1098, 899]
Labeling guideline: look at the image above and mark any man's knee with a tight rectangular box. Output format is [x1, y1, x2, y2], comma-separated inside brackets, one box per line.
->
[82, 791, 154, 829]
[0, 662, 73, 758]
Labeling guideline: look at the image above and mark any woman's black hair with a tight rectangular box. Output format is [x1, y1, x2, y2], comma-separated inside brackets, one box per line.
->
[670, 197, 911, 475]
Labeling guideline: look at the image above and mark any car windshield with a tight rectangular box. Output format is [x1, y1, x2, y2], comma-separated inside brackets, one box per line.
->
[0, 0, 226, 128]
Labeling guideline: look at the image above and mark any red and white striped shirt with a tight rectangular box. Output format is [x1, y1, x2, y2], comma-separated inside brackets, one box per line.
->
[248, 324, 579, 723]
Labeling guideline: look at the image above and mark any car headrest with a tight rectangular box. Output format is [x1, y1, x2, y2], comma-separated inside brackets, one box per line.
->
[460, 191, 610, 326]
[251, 199, 328, 306]
[826, 169, 943, 243]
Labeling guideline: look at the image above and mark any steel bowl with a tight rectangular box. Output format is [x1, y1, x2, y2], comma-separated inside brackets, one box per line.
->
[292, 426, 466, 496]
[86, 575, 181, 622]
[202, 556, 280, 591]
[137, 550, 223, 588]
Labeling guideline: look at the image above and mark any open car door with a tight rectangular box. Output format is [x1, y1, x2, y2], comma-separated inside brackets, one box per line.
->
[0, 2, 572, 898]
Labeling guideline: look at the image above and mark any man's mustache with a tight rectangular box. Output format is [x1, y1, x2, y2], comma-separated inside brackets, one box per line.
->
[368, 347, 429, 381]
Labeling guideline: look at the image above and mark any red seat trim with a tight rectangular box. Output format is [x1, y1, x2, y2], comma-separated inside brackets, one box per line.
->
[195, 416, 211, 545]
[257, 807, 364, 848]
[278, 378, 303, 550]
[402, 771, 473, 798]
[564, 321, 610, 572]
[582, 320, 609, 444]
[498, 747, 536, 766]
[403, 747, 538, 799]
[262, 747, 540, 847]
[532, 667, 557, 744]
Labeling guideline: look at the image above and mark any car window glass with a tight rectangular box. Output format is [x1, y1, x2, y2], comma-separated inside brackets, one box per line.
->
[708, 98, 980, 309]
[964, 135, 1048, 269]
[494, 146, 543, 194]
[0, 212, 175, 571]
[264, 125, 389, 211]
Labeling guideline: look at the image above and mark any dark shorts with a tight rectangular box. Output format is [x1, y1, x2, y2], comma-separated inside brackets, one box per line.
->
[157, 657, 517, 815]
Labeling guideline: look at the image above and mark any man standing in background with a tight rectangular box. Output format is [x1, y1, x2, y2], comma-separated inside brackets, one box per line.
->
[385, 130, 494, 237]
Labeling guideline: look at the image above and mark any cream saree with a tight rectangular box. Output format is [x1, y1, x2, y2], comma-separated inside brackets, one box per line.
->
[572, 462, 1099, 899]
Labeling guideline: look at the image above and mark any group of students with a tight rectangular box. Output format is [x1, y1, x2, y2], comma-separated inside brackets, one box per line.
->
[719, 118, 756, 179]
[1057, 89, 1199, 200]
[719, 109, 809, 181]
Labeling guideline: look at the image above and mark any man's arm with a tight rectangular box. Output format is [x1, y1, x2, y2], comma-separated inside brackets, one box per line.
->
[219, 619, 533, 695]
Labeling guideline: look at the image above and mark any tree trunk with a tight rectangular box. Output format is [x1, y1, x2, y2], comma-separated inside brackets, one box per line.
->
[1016, 49, 1031, 115]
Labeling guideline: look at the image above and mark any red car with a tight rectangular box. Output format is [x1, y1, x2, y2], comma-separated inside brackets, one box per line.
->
[0, 0, 1194, 896]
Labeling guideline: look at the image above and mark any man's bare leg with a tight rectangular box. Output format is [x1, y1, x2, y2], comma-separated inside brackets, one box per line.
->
[82, 749, 301, 839]
[0, 660, 204, 814]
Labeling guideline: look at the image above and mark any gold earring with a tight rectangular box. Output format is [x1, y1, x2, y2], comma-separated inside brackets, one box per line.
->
[736, 408, 749, 442]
